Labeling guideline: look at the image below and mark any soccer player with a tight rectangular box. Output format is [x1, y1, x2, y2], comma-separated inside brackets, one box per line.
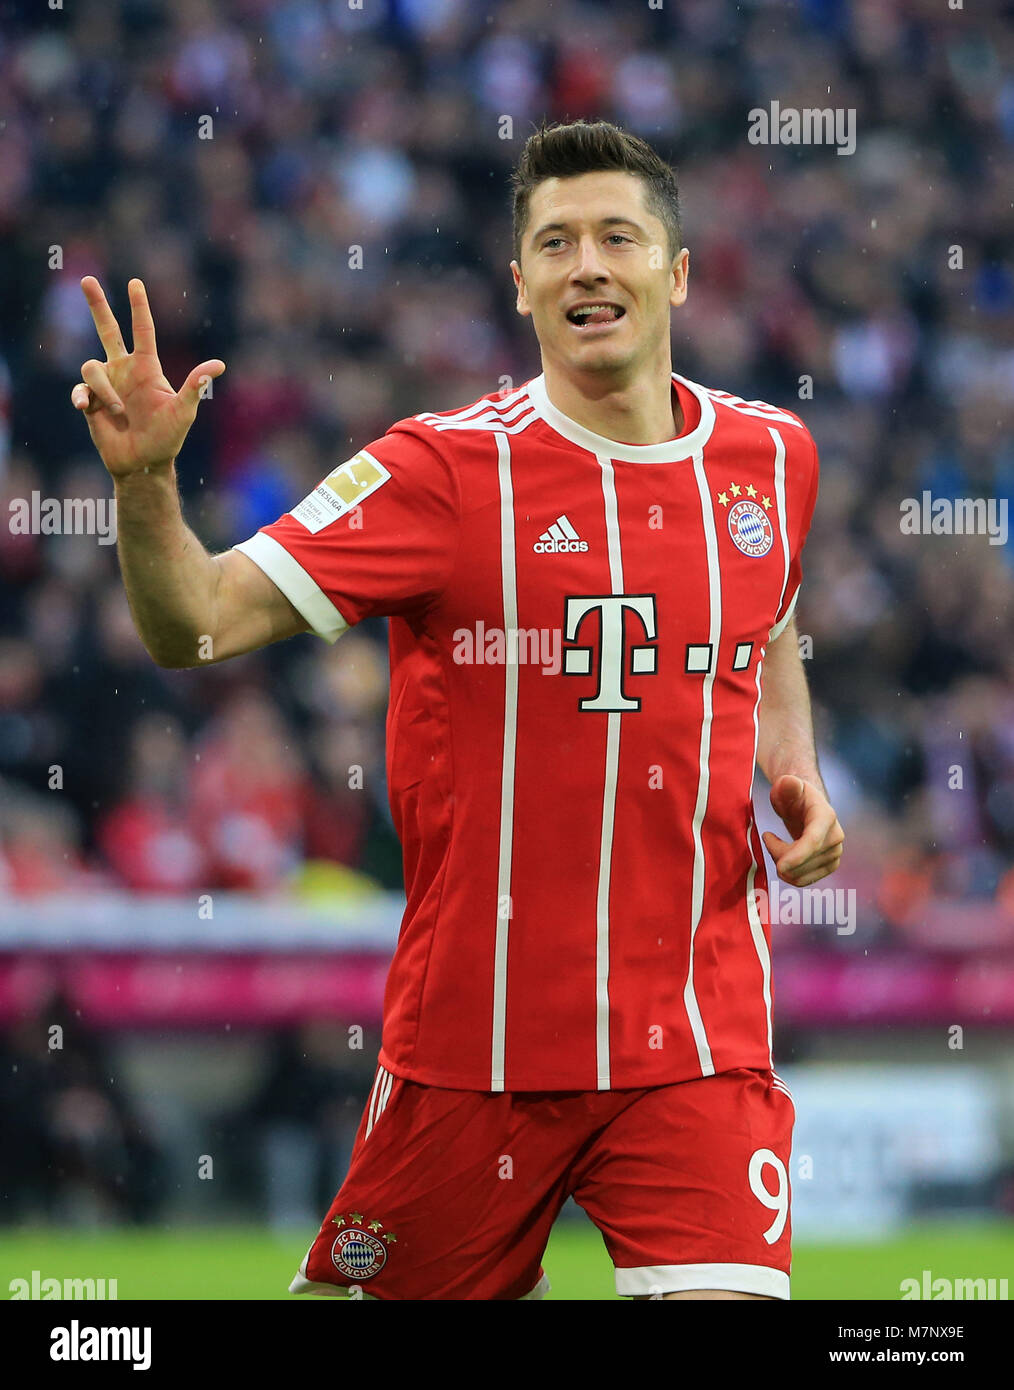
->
[73, 119, 844, 1300]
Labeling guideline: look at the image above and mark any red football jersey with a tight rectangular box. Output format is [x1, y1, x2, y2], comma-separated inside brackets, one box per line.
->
[235, 371, 819, 1091]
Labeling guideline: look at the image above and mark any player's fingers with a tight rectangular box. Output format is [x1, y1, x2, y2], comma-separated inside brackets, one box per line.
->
[128, 278, 160, 357]
[762, 828, 794, 854]
[80, 359, 125, 414]
[71, 382, 96, 413]
[71, 383, 107, 416]
[80, 276, 128, 360]
[781, 844, 844, 886]
[769, 773, 806, 816]
[776, 810, 838, 874]
[178, 359, 226, 409]
[789, 857, 844, 887]
[786, 822, 844, 875]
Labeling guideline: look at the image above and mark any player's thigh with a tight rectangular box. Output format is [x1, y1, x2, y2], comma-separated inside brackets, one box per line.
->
[294, 1067, 571, 1300]
[570, 1067, 795, 1300]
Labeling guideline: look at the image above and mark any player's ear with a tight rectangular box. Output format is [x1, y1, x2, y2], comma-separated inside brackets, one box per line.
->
[510, 259, 531, 317]
[669, 248, 689, 309]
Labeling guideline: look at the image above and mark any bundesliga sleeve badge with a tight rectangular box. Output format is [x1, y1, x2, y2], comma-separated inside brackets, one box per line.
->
[716, 483, 775, 558]
[290, 450, 391, 534]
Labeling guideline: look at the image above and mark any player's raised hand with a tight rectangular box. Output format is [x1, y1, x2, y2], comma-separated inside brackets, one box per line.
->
[72, 276, 225, 477]
[762, 774, 844, 887]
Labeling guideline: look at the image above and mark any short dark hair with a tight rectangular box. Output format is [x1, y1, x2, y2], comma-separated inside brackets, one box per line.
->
[510, 118, 682, 263]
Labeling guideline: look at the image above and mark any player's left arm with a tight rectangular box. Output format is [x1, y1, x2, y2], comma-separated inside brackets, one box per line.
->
[756, 614, 844, 887]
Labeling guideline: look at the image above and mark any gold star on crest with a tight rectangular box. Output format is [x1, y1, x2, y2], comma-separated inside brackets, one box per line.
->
[745, 484, 757, 498]
[717, 491, 730, 507]
[349, 1211, 364, 1225]
[331, 1214, 346, 1227]
[762, 495, 772, 509]
[368, 1219, 383, 1233]
[382, 1232, 397, 1243]
[730, 482, 742, 497]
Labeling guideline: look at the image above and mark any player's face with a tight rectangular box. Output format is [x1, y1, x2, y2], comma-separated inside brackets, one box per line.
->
[510, 171, 688, 378]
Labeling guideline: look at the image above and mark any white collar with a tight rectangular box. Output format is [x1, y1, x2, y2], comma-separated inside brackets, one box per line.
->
[526, 371, 715, 462]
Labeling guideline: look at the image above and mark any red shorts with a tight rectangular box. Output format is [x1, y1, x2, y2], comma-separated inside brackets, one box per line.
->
[289, 1063, 794, 1300]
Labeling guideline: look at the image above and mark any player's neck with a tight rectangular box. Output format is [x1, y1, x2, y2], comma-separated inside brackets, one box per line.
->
[540, 360, 684, 446]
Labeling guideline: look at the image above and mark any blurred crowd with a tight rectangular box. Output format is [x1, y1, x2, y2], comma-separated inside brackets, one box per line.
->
[0, 991, 165, 1223]
[0, 988, 372, 1227]
[1, 0, 1012, 948]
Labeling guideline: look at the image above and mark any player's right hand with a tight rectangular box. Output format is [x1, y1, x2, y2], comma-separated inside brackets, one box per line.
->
[72, 276, 225, 478]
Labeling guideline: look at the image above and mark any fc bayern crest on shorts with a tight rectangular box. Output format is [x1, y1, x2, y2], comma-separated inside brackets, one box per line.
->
[331, 1228, 388, 1280]
[727, 498, 774, 557]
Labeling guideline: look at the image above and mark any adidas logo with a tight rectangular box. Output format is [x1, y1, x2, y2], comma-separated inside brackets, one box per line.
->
[533, 514, 589, 554]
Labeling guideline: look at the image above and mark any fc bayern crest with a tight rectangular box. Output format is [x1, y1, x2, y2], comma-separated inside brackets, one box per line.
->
[332, 1229, 388, 1280]
[728, 499, 774, 557]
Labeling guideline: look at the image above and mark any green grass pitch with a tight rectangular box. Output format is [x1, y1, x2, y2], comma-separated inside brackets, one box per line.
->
[2, 1217, 1012, 1299]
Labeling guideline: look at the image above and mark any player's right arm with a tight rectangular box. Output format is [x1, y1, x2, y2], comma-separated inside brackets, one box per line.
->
[73, 276, 310, 668]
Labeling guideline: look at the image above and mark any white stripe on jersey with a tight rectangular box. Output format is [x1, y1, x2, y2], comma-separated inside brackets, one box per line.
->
[415, 384, 530, 426]
[597, 712, 620, 1091]
[705, 389, 803, 428]
[428, 408, 538, 435]
[491, 431, 519, 1092]
[684, 450, 720, 1077]
[770, 429, 790, 622]
[420, 400, 534, 425]
[746, 650, 774, 1065]
[744, 429, 790, 1068]
[594, 454, 625, 1090]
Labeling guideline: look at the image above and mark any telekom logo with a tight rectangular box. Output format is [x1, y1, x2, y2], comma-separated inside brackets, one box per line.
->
[563, 595, 658, 711]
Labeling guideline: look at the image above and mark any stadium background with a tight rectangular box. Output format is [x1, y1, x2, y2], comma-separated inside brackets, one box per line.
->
[1, 0, 1012, 1299]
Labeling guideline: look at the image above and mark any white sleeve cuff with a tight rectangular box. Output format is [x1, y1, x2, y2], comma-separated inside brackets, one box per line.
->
[234, 531, 350, 644]
[768, 585, 799, 642]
